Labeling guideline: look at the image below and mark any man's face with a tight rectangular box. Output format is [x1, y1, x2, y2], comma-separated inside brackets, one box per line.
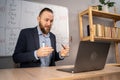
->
[38, 11, 54, 34]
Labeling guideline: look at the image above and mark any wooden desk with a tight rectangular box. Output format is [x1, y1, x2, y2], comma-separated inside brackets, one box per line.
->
[0, 64, 120, 80]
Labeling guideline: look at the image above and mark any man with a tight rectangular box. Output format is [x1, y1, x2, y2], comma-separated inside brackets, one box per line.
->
[12, 8, 69, 68]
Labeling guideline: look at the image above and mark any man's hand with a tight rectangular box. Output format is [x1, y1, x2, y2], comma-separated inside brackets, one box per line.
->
[60, 45, 69, 57]
[36, 47, 54, 57]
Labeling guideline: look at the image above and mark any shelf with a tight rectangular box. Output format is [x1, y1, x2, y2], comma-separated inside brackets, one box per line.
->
[79, 7, 120, 63]
[81, 36, 120, 42]
[80, 8, 120, 21]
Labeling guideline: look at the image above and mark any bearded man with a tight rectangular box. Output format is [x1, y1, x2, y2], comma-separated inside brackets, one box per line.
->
[13, 8, 69, 68]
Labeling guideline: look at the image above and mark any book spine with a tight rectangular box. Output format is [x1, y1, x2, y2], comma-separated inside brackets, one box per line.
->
[96, 24, 102, 37]
[117, 28, 120, 39]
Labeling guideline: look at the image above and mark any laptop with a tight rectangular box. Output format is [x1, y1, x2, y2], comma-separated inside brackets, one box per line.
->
[57, 41, 110, 73]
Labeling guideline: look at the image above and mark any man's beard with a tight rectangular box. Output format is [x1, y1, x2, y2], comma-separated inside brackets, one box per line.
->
[39, 22, 51, 34]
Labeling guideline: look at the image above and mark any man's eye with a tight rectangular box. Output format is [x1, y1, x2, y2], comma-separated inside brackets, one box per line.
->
[51, 20, 53, 23]
[45, 19, 48, 22]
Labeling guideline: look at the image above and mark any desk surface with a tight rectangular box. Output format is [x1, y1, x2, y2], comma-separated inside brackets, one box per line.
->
[0, 64, 120, 80]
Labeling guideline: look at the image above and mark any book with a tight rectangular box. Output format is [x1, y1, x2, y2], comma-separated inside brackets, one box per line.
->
[87, 24, 96, 36]
[101, 24, 105, 37]
[87, 25, 90, 36]
[111, 27, 117, 38]
[104, 26, 111, 38]
[117, 28, 120, 39]
[96, 24, 103, 37]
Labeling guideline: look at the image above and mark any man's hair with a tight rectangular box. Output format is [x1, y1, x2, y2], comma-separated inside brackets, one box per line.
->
[39, 7, 53, 16]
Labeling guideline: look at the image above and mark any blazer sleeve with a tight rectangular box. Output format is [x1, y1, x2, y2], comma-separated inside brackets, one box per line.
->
[12, 29, 38, 63]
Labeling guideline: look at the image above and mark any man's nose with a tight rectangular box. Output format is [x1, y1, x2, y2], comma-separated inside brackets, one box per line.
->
[47, 21, 51, 26]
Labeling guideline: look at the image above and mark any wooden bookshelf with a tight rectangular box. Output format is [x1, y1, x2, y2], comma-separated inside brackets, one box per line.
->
[81, 36, 120, 42]
[79, 7, 120, 63]
[80, 9, 120, 21]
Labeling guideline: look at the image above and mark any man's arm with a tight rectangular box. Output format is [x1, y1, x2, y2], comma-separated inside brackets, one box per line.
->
[12, 29, 38, 63]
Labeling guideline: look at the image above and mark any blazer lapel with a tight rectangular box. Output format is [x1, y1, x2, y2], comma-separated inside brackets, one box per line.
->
[50, 34, 55, 49]
[32, 27, 39, 49]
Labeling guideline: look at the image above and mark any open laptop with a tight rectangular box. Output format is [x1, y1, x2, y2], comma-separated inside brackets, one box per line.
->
[57, 41, 110, 73]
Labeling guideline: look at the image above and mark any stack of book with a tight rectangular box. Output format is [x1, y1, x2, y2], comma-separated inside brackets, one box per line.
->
[87, 24, 120, 39]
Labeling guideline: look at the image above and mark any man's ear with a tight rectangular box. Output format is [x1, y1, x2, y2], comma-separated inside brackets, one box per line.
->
[37, 16, 40, 21]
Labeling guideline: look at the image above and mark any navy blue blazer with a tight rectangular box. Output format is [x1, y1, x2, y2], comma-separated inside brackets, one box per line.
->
[13, 27, 62, 68]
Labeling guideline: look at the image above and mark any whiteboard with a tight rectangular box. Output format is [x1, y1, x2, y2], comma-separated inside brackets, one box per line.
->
[0, 0, 69, 56]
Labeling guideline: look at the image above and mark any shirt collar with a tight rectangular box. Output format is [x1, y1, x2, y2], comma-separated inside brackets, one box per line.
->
[37, 25, 50, 37]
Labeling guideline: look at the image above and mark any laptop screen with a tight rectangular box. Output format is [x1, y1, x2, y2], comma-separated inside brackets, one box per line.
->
[74, 41, 110, 72]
